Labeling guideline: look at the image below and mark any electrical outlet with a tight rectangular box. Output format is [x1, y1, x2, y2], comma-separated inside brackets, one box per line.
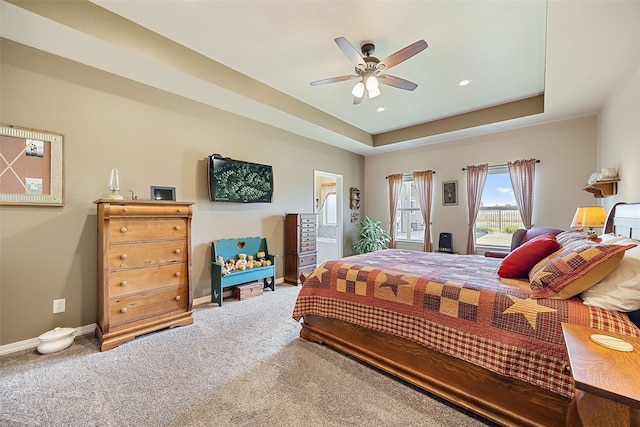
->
[53, 298, 66, 314]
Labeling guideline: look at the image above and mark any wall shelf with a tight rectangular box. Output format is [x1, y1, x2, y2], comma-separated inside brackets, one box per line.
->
[584, 179, 619, 198]
[350, 187, 360, 209]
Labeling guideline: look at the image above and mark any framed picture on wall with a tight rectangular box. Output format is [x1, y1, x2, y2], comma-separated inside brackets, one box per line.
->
[442, 180, 458, 206]
[0, 124, 64, 206]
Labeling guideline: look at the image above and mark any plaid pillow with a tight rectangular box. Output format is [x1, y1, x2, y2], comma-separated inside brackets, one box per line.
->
[555, 229, 598, 246]
[529, 239, 636, 299]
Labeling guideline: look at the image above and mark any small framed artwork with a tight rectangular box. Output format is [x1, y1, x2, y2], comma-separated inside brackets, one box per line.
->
[150, 186, 176, 201]
[442, 180, 458, 206]
[0, 124, 64, 206]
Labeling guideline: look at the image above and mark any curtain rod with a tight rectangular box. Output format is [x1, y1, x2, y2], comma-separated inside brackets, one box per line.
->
[385, 172, 436, 179]
[461, 159, 540, 171]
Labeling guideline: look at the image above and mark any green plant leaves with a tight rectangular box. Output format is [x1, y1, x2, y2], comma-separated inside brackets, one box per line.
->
[352, 216, 391, 254]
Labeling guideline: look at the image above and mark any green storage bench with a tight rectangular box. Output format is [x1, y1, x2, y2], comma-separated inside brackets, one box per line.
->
[210, 237, 276, 306]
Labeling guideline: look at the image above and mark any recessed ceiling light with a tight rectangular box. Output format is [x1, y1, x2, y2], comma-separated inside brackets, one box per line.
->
[376, 107, 385, 112]
[459, 79, 472, 87]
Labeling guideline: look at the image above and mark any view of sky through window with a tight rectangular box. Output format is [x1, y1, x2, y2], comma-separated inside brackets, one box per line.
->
[481, 174, 517, 207]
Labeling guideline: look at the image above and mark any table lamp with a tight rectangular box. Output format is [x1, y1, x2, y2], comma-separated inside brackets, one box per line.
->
[571, 206, 606, 234]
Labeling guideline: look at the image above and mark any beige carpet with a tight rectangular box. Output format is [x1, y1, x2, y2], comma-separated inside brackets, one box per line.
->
[0, 284, 495, 426]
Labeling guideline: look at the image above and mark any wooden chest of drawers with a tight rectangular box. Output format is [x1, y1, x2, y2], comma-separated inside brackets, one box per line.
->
[95, 200, 194, 351]
[284, 213, 317, 285]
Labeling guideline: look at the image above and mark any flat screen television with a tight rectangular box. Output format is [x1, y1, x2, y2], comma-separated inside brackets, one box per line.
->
[208, 154, 273, 203]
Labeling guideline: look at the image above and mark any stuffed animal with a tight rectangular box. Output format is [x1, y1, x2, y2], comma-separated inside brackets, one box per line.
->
[247, 255, 258, 268]
[236, 253, 248, 270]
[255, 251, 271, 266]
[217, 256, 225, 265]
[226, 259, 235, 272]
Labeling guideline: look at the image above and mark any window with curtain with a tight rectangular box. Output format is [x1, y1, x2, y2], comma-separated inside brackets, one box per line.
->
[394, 176, 425, 243]
[475, 165, 525, 248]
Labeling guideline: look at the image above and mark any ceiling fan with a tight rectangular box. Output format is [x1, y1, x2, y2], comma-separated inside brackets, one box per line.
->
[311, 37, 428, 104]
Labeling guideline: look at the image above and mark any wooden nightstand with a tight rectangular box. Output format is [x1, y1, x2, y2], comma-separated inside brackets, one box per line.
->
[562, 323, 640, 426]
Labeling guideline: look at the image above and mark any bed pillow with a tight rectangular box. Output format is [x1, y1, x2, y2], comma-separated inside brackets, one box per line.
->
[581, 241, 640, 311]
[555, 230, 598, 246]
[498, 233, 560, 278]
[529, 239, 636, 299]
[597, 233, 627, 245]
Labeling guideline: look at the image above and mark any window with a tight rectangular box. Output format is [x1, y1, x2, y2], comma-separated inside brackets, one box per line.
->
[475, 168, 524, 248]
[322, 193, 337, 225]
[395, 177, 425, 242]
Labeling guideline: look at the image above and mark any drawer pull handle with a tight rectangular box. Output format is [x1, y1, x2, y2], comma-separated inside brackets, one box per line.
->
[175, 272, 181, 277]
[120, 227, 128, 233]
[175, 296, 181, 301]
[176, 209, 182, 213]
[120, 307, 128, 313]
[174, 225, 181, 231]
[122, 208, 127, 213]
[174, 249, 181, 254]
[120, 254, 128, 260]
[120, 281, 128, 287]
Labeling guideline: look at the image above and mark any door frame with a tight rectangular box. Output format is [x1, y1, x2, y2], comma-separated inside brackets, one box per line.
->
[314, 170, 343, 261]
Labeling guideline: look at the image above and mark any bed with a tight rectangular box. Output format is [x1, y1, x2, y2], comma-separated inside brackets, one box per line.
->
[292, 202, 640, 427]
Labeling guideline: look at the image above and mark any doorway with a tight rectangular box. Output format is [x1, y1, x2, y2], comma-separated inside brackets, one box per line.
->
[314, 171, 343, 264]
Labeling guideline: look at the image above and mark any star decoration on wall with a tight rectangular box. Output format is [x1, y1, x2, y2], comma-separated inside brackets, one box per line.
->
[502, 295, 557, 329]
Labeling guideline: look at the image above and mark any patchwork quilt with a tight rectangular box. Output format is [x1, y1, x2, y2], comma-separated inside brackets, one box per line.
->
[292, 249, 640, 398]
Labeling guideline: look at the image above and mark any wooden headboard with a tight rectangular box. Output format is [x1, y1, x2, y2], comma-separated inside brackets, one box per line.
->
[604, 202, 640, 239]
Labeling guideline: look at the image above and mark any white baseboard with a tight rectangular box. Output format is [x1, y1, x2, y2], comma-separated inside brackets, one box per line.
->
[1, 279, 288, 356]
[0, 324, 96, 356]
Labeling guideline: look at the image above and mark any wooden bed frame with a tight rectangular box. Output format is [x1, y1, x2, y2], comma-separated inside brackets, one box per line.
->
[299, 202, 640, 427]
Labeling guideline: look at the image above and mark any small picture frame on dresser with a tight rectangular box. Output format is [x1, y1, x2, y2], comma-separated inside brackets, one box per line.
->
[150, 186, 176, 201]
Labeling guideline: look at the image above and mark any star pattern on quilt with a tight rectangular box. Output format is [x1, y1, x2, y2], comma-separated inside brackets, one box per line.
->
[305, 264, 331, 289]
[378, 273, 409, 296]
[502, 295, 557, 329]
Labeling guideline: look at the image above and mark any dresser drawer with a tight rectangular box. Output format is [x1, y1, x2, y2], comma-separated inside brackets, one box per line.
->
[300, 215, 316, 225]
[109, 285, 188, 327]
[298, 252, 317, 267]
[300, 237, 316, 252]
[109, 218, 187, 243]
[300, 229, 316, 238]
[110, 263, 187, 297]
[107, 204, 191, 217]
[109, 240, 187, 270]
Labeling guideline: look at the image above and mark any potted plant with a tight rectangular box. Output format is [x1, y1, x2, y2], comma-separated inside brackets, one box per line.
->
[353, 216, 391, 254]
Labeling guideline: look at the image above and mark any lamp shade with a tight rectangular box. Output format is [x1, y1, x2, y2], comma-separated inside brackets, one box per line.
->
[571, 206, 606, 230]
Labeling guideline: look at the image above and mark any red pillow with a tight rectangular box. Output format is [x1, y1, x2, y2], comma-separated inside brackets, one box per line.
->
[498, 233, 560, 278]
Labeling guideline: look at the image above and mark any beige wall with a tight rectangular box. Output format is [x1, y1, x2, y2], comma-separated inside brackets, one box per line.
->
[599, 42, 640, 212]
[0, 40, 364, 345]
[365, 116, 599, 254]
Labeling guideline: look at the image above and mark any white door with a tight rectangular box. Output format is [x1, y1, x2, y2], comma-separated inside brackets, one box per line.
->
[314, 171, 343, 264]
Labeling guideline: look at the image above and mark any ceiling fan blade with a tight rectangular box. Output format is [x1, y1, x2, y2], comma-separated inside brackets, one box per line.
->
[334, 37, 366, 69]
[378, 74, 418, 91]
[310, 75, 359, 86]
[378, 39, 428, 71]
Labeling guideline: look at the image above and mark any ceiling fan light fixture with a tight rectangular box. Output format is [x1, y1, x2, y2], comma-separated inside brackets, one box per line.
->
[368, 86, 381, 99]
[352, 82, 365, 97]
[365, 75, 379, 90]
